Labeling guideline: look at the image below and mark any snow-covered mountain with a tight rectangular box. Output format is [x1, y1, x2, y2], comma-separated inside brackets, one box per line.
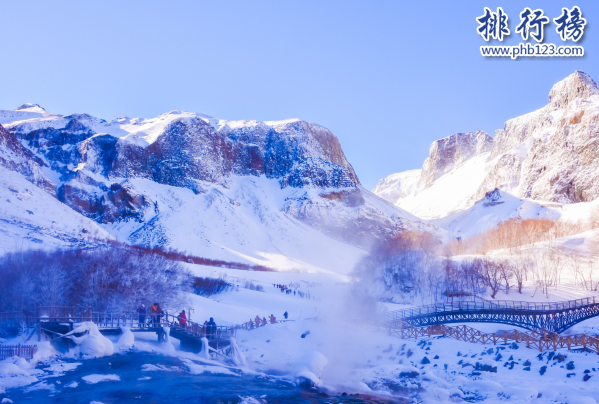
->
[374, 71, 599, 222]
[372, 169, 421, 204]
[0, 121, 113, 253]
[0, 105, 433, 273]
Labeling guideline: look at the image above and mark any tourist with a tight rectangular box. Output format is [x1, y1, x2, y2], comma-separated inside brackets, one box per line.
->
[284, 311, 288, 319]
[137, 304, 146, 327]
[178, 310, 187, 327]
[150, 303, 157, 325]
[269, 314, 276, 324]
[155, 303, 163, 325]
[207, 317, 217, 339]
[255, 315, 261, 327]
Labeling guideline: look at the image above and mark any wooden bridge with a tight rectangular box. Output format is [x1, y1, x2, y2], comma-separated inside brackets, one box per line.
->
[0, 307, 236, 356]
[386, 297, 599, 334]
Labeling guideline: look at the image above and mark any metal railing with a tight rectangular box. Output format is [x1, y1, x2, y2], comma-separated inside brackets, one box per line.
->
[164, 313, 234, 340]
[387, 296, 599, 322]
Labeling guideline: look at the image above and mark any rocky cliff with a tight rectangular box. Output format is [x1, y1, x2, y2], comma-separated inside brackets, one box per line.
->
[0, 105, 424, 261]
[416, 131, 493, 192]
[0, 123, 56, 196]
[374, 71, 599, 218]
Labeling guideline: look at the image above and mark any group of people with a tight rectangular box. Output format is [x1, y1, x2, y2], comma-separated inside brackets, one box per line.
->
[273, 283, 316, 300]
[245, 311, 288, 329]
[136, 303, 164, 326]
[174, 310, 219, 339]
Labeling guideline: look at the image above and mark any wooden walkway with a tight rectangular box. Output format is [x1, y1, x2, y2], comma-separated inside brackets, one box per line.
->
[390, 323, 599, 355]
[387, 297, 599, 333]
[0, 307, 236, 353]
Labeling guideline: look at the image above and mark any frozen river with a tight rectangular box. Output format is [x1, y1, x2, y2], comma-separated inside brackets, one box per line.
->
[6, 353, 405, 404]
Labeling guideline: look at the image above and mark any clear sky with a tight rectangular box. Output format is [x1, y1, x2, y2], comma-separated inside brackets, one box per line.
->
[1, 1, 598, 189]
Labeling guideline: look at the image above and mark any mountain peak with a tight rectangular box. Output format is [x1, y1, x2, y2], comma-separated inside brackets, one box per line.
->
[15, 103, 46, 113]
[548, 71, 599, 111]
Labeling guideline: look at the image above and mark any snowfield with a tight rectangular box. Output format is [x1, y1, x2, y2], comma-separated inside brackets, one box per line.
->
[2, 243, 599, 403]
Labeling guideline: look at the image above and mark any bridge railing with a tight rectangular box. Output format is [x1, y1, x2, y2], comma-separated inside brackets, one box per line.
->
[164, 313, 234, 340]
[387, 296, 599, 322]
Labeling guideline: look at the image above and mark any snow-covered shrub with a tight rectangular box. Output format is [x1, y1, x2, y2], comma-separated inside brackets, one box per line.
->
[192, 276, 233, 297]
[243, 281, 264, 292]
[0, 247, 192, 313]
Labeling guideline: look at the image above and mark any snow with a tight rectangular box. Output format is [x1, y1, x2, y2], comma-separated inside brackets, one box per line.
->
[0, 165, 113, 254]
[396, 153, 492, 219]
[113, 327, 135, 351]
[104, 176, 369, 274]
[81, 374, 120, 384]
[432, 190, 560, 240]
[371, 169, 421, 204]
[181, 359, 239, 376]
[64, 322, 115, 359]
[293, 351, 328, 386]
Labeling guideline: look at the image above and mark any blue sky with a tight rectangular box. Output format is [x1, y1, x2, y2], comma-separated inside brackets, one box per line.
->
[1, 1, 597, 189]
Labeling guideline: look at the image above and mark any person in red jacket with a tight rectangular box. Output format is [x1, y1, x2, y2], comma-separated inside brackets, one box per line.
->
[178, 310, 187, 327]
[255, 315, 261, 327]
[269, 314, 276, 324]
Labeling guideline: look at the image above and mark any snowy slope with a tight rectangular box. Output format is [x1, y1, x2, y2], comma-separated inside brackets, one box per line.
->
[396, 153, 493, 219]
[0, 103, 431, 274]
[371, 169, 420, 204]
[0, 165, 112, 254]
[103, 176, 368, 274]
[432, 189, 560, 240]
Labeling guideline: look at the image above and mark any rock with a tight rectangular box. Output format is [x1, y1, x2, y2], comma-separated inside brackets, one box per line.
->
[421, 357, 430, 365]
[0, 123, 56, 197]
[378, 71, 599, 218]
[584, 369, 590, 373]
[539, 366, 547, 376]
[495, 353, 502, 361]
[523, 360, 531, 366]
[416, 130, 492, 193]
[523, 366, 531, 371]
[583, 374, 592, 382]
[555, 354, 567, 363]
[406, 349, 413, 358]
[399, 371, 419, 378]
[509, 343, 519, 350]
[475, 362, 497, 373]
[433, 355, 439, 359]
[567, 373, 576, 378]
[566, 361, 575, 370]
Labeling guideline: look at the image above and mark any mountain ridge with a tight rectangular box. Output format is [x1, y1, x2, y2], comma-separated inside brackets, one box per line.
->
[374, 71, 599, 220]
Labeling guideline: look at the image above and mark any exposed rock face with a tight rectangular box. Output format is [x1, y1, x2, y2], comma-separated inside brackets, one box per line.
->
[4, 108, 361, 224]
[374, 70, 599, 218]
[479, 70, 599, 203]
[0, 123, 56, 196]
[416, 131, 492, 192]
[1, 105, 413, 257]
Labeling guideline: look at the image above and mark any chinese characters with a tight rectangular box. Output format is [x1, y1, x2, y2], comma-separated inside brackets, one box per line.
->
[477, 7, 586, 42]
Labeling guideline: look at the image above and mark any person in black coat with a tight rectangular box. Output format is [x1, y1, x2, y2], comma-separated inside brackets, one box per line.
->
[206, 317, 217, 339]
